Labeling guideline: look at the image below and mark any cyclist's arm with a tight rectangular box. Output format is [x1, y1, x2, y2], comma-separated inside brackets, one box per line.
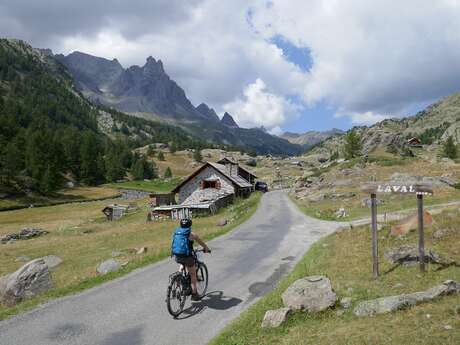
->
[190, 232, 211, 252]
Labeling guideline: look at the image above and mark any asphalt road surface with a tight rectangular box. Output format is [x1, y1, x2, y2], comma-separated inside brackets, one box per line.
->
[0, 190, 341, 345]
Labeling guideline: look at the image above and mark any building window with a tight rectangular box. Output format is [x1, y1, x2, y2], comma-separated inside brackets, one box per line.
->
[201, 180, 221, 189]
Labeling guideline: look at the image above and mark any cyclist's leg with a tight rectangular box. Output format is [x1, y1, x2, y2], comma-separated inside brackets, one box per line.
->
[188, 263, 197, 295]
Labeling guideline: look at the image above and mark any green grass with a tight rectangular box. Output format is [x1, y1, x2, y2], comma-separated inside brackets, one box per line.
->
[105, 177, 183, 193]
[0, 187, 120, 211]
[210, 208, 460, 345]
[292, 192, 460, 221]
[0, 192, 262, 320]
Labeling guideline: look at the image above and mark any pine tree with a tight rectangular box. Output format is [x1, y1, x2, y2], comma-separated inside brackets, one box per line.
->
[80, 132, 105, 185]
[39, 165, 60, 194]
[157, 151, 165, 161]
[169, 143, 177, 154]
[164, 166, 173, 179]
[343, 130, 362, 159]
[147, 145, 155, 156]
[2, 142, 23, 179]
[131, 159, 145, 181]
[193, 149, 203, 162]
[443, 136, 458, 159]
[131, 157, 157, 180]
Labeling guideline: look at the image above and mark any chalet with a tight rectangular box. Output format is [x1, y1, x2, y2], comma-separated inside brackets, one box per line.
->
[152, 158, 257, 219]
[406, 137, 422, 147]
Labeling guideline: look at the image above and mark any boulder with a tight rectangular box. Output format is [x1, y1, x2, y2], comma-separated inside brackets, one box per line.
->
[15, 256, 31, 262]
[136, 247, 148, 255]
[217, 219, 228, 227]
[96, 259, 121, 275]
[261, 307, 291, 328]
[307, 192, 326, 203]
[0, 259, 53, 307]
[354, 280, 460, 317]
[340, 297, 352, 309]
[1, 228, 49, 244]
[40, 255, 62, 270]
[384, 245, 443, 266]
[282, 276, 337, 312]
[390, 210, 432, 236]
[335, 208, 347, 218]
[433, 229, 448, 239]
[361, 198, 384, 208]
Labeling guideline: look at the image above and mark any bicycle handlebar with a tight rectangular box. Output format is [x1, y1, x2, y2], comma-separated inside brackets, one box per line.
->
[194, 248, 211, 253]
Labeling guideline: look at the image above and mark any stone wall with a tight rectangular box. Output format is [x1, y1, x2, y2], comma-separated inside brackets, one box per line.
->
[178, 166, 234, 204]
[119, 189, 151, 200]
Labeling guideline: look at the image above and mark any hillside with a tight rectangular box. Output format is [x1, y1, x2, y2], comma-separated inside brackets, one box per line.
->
[281, 128, 344, 148]
[307, 95, 460, 158]
[0, 39, 219, 196]
[56, 51, 303, 155]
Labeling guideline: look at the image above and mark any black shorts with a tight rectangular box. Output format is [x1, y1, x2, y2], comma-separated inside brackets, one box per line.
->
[175, 255, 195, 267]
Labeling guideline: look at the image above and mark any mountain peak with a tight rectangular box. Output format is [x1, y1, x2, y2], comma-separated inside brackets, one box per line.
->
[144, 56, 165, 74]
[221, 112, 239, 128]
[196, 103, 219, 121]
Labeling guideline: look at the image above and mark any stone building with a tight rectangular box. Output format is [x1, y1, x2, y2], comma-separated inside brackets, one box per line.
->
[152, 159, 257, 218]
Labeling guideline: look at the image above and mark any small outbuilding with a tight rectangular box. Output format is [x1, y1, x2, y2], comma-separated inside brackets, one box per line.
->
[406, 137, 422, 147]
[102, 204, 127, 221]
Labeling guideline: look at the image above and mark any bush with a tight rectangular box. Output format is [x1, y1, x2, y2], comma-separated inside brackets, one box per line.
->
[246, 159, 257, 167]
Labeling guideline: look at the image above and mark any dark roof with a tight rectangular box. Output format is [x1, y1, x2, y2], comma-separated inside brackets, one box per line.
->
[217, 157, 237, 165]
[238, 165, 257, 178]
[172, 162, 252, 193]
[208, 162, 252, 188]
[217, 157, 257, 178]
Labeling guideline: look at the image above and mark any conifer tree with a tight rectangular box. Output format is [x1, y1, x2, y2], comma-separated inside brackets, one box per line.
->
[443, 136, 458, 159]
[164, 166, 173, 179]
[193, 149, 203, 162]
[343, 130, 362, 159]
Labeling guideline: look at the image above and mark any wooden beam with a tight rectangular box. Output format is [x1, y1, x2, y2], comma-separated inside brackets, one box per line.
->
[418, 194, 426, 272]
[371, 193, 379, 278]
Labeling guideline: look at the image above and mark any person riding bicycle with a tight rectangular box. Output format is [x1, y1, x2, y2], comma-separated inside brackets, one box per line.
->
[171, 218, 211, 301]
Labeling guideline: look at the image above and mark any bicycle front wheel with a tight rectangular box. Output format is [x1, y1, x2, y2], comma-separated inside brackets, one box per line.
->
[166, 273, 186, 317]
[196, 262, 208, 298]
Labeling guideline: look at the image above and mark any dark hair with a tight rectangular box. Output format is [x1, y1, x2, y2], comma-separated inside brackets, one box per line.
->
[180, 218, 192, 228]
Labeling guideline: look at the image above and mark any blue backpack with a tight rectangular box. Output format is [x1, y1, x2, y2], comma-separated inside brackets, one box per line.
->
[171, 227, 191, 256]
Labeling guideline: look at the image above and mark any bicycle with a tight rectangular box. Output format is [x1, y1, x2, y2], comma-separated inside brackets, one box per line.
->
[166, 249, 209, 318]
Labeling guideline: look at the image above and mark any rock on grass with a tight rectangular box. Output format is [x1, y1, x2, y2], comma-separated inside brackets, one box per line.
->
[354, 280, 460, 317]
[97, 259, 121, 275]
[282, 276, 337, 312]
[261, 308, 291, 328]
[0, 259, 53, 307]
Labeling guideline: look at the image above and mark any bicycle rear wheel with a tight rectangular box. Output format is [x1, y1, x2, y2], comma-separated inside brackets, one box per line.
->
[195, 262, 208, 298]
[166, 273, 186, 317]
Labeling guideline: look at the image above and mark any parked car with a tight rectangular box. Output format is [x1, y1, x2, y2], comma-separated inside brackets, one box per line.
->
[255, 181, 268, 193]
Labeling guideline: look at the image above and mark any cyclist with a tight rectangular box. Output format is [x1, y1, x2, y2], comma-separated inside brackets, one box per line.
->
[171, 218, 211, 300]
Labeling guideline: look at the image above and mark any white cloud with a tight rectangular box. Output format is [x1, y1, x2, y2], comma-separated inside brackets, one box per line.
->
[223, 78, 301, 131]
[4, 0, 460, 128]
[251, 0, 460, 123]
[336, 111, 387, 125]
[54, 0, 308, 118]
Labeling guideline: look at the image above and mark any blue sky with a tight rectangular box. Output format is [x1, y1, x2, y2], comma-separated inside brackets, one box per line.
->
[270, 36, 352, 132]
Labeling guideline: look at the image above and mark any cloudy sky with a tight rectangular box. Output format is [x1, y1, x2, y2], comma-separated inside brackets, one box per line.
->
[2, 0, 460, 134]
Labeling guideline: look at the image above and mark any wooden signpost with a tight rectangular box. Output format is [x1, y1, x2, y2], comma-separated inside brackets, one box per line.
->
[363, 184, 433, 278]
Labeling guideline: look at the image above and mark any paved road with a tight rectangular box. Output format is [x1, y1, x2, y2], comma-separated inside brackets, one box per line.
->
[0, 191, 340, 345]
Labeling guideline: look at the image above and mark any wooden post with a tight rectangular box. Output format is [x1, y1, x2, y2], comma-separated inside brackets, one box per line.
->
[371, 193, 379, 278]
[417, 194, 425, 272]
